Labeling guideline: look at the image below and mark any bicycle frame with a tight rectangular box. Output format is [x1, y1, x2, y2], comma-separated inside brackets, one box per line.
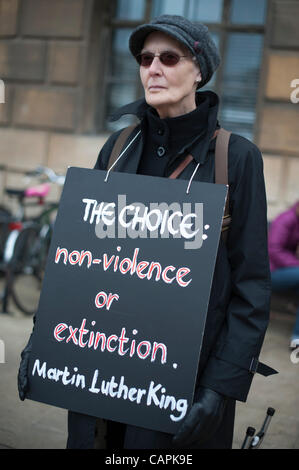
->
[0, 166, 64, 315]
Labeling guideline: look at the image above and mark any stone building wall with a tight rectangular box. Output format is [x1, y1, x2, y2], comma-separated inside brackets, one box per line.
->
[0, 0, 108, 204]
[257, 0, 299, 219]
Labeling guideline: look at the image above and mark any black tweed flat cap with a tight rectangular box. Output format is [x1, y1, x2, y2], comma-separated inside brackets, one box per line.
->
[129, 15, 220, 88]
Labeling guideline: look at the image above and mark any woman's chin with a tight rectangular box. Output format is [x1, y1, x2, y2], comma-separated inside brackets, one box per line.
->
[145, 93, 171, 110]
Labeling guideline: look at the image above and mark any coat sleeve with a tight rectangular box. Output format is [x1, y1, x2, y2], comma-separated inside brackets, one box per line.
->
[199, 136, 272, 402]
[268, 214, 299, 268]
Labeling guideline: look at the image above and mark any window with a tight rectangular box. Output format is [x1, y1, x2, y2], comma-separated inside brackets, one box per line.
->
[102, 0, 267, 140]
[219, 33, 264, 141]
[230, 0, 267, 25]
[106, 28, 139, 131]
[151, 0, 223, 23]
[115, 0, 146, 20]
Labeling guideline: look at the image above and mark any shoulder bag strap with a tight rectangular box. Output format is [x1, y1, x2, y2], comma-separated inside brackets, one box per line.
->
[169, 127, 232, 239]
[214, 128, 231, 239]
[107, 124, 138, 171]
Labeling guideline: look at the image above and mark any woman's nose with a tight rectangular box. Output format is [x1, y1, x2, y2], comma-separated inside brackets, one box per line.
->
[148, 57, 162, 75]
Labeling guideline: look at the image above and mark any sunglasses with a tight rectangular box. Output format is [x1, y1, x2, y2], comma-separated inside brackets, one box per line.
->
[136, 51, 190, 67]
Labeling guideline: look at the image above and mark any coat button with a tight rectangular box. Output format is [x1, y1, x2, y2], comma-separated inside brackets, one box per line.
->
[157, 146, 166, 157]
[157, 128, 164, 136]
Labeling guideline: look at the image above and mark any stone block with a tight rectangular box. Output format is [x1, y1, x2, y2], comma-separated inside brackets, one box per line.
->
[0, 128, 48, 169]
[21, 0, 85, 38]
[263, 154, 284, 204]
[259, 104, 299, 154]
[0, 0, 18, 37]
[270, 0, 299, 48]
[0, 170, 5, 203]
[285, 157, 299, 204]
[0, 83, 12, 124]
[267, 203, 286, 222]
[0, 41, 46, 81]
[266, 52, 299, 101]
[47, 133, 109, 173]
[48, 42, 82, 85]
[13, 88, 77, 130]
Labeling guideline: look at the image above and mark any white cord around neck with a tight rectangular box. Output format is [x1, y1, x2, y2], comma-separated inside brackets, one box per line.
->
[186, 162, 200, 194]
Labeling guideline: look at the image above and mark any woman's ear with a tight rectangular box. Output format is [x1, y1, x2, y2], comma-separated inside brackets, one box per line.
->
[196, 72, 202, 84]
[194, 64, 202, 85]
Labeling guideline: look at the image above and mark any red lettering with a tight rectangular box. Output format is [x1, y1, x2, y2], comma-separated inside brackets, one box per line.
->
[113, 255, 120, 272]
[53, 323, 68, 342]
[130, 339, 136, 357]
[106, 293, 119, 310]
[103, 254, 114, 271]
[55, 247, 68, 264]
[94, 332, 106, 351]
[136, 341, 151, 359]
[66, 326, 78, 345]
[88, 331, 95, 348]
[107, 334, 118, 352]
[130, 248, 139, 275]
[119, 258, 132, 274]
[118, 328, 130, 356]
[79, 250, 92, 268]
[161, 265, 176, 284]
[69, 250, 80, 265]
[95, 291, 107, 309]
[147, 262, 162, 281]
[136, 261, 149, 279]
[176, 267, 192, 287]
[78, 318, 89, 348]
[151, 342, 167, 364]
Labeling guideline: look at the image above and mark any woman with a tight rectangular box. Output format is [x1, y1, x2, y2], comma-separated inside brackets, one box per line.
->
[19, 15, 276, 449]
[268, 201, 299, 348]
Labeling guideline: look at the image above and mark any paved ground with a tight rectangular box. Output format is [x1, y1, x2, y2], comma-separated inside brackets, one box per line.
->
[0, 294, 298, 449]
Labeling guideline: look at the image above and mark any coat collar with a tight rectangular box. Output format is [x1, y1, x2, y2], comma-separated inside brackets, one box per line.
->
[109, 98, 149, 122]
[110, 91, 220, 166]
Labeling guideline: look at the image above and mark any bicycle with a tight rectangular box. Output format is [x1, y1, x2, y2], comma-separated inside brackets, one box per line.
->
[0, 204, 12, 265]
[0, 166, 65, 316]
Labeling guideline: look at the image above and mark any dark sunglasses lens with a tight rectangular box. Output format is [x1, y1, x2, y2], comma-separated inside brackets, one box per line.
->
[160, 52, 180, 66]
[137, 53, 154, 66]
[136, 52, 180, 67]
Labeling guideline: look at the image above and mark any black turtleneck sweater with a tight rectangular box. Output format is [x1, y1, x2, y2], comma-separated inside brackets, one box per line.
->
[137, 92, 216, 177]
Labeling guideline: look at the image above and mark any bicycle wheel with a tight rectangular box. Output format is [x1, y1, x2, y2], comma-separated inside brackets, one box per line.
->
[10, 225, 47, 315]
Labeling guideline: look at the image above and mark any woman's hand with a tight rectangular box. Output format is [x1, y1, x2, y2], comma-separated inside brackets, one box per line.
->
[17, 333, 33, 400]
[172, 387, 228, 448]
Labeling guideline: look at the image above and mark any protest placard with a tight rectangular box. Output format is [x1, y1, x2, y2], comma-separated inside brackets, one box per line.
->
[27, 167, 227, 433]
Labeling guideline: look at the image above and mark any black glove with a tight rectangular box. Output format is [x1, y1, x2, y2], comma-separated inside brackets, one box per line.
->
[18, 315, 36, 401]
[172, 387, 228, 448]
[18, 332, 34, 401]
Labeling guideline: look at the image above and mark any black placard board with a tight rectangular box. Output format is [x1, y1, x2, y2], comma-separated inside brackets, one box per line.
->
[27, 167, 227, 434]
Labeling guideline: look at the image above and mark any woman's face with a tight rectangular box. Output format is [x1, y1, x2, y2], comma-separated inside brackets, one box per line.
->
[139, 32, 201, 118]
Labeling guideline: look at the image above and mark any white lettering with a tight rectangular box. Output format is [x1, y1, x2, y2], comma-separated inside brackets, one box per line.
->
[290, 79, 299, 104]
[32, 359, 47, 378]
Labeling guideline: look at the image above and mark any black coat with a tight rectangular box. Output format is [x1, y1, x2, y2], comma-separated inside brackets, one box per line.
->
[67, 92, 275, 449]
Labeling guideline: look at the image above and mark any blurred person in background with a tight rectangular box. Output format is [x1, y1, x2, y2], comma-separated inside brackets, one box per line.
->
[268, 201, 299, 348]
